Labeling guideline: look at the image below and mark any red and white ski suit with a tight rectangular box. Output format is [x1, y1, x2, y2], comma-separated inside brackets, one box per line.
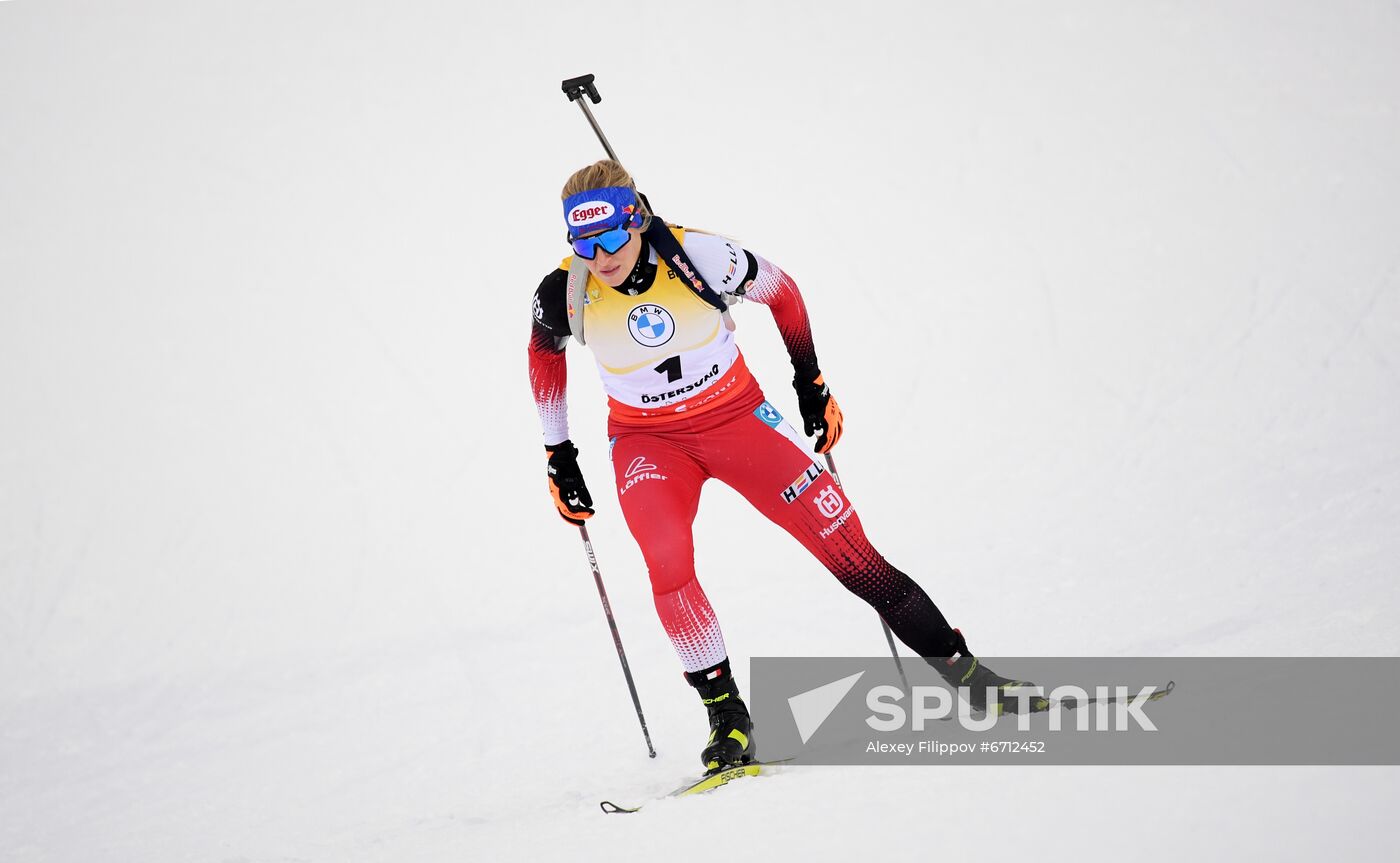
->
[528, 229, 958, 672]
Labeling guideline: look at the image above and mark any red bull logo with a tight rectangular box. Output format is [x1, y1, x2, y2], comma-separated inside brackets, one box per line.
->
[670, 254, 705, 292]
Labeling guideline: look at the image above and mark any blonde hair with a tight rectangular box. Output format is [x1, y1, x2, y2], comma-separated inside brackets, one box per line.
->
[561, 159, 727, 239]
[561, 159, 634, 200]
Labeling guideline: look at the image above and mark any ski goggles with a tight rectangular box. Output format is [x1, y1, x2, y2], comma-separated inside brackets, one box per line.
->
[570, 226, 633, 260]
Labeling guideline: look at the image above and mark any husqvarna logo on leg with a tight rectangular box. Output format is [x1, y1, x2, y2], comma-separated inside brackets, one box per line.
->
[815, 486, 844, 518]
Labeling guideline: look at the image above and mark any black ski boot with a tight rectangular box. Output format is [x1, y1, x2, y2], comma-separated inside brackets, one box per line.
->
[935, 629, 1050, 716]
[685, 659, 755, 772]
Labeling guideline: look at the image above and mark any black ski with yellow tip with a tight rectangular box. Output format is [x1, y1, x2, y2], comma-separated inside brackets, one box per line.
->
[599, 760, 790, 814]
[1053, 680, 1176, 710]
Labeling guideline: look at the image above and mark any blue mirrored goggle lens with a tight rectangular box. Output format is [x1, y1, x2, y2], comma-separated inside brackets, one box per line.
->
[571, 227, 632, 260]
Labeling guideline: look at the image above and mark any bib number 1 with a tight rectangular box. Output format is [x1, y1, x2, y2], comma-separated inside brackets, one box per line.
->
[654, 355, 682, 383]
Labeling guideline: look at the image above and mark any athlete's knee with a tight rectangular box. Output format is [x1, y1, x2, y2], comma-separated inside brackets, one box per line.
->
[643, 552, 697, 596]
[622, 509, 697, 595]
[806, 531, 898, 597]
[648, 569, 696, 597]
[651, 572, 706, 605]
[831, 555, 910, 604]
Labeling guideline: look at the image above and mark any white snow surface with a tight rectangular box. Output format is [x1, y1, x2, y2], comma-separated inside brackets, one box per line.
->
[2, 1, 1399, 860]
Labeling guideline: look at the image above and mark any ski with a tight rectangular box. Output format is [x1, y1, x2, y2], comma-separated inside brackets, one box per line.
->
[1054, 680, 1175, 710]
[599, 760, 789, 814]
[595, 686, 1174, 812]
[975, 680, 1175, 716]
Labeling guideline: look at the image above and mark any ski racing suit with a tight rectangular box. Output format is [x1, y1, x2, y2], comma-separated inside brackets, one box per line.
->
[527, 227, 962, 673]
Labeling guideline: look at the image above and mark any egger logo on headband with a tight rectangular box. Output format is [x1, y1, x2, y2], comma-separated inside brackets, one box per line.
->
[569, 201, 615, 226]
[562, 185, 642, 239]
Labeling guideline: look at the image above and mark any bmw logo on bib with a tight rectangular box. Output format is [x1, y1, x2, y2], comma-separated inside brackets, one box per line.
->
[627, 303, 676, 348]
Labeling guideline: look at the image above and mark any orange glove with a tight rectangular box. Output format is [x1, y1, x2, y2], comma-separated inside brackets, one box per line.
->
[794, 373, 843, 453]
[545, 440, 594, 525]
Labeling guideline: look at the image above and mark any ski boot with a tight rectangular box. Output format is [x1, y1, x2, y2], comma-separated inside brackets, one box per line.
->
[935, 629, 1050, 716]
[685, 659, 755, 772]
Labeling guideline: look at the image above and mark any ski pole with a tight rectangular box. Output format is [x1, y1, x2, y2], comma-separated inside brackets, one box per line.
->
[578, 524, 657, 758]
[822, 453, 912, 693]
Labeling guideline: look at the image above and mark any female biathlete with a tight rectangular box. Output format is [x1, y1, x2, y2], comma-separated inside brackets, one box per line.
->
[527, 161, 1044, 771]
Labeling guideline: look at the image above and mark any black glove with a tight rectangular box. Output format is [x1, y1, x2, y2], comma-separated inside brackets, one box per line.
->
[545, 440, 595, 526]
[794, 371, 844, 454]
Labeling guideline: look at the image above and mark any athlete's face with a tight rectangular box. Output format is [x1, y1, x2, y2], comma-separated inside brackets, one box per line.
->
[584, 227, 643, 287]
